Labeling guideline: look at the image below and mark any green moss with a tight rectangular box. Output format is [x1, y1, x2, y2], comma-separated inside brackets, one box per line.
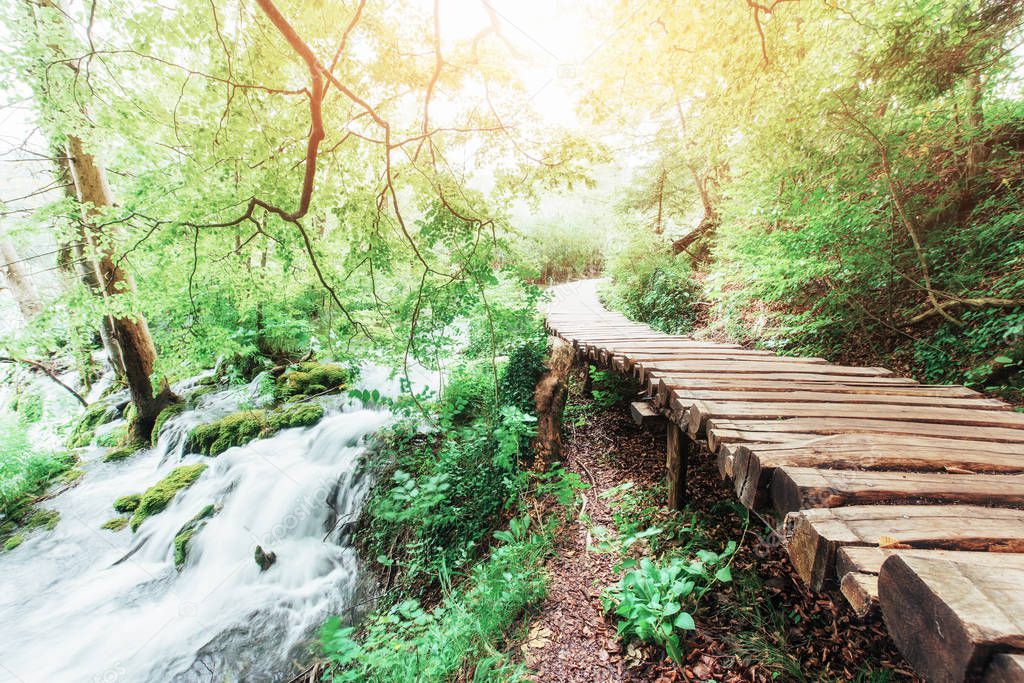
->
[186, 385, 217, 408]
[67, 402, 116, 448]
[152, 403, 186, 446]
[130, 464, 207, 531]
[25, 509, 59, 531]
[173, 504, 217, 569]
[3, 533, 24, 551]
[187, 410, 267, 456]
[113, 493, 142, 513]
[101, 517, 129, 531]
[96, 424, 129, 448]
[103, 445, 138, 463]
[61, 467, 85, 485]
[274, 362, 349, 399]
[123, 402, 138, 426]
[266, 403, 325, 432]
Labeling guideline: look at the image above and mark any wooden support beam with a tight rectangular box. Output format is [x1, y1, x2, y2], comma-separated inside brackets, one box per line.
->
[666, 422, 690, 510]
[629, 401, 664, 427]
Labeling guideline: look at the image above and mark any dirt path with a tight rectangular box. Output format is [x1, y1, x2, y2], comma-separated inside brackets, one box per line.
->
[522, 405, 671, 682]
[519, 394, 921, 682]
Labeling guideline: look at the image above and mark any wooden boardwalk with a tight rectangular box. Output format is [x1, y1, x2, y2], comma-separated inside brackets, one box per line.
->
[545, 280, 1024, 683]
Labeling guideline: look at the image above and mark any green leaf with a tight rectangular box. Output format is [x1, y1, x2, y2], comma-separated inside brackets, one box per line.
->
[674, 611, 695, 630]
[714, 566, 733, 583]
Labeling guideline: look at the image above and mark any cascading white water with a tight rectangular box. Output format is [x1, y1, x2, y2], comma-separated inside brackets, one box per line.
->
[0, 366, 425, 683]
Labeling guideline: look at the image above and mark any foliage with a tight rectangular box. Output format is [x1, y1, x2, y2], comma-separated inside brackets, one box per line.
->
[129, 464, 207, 532]
[588, 366, 634, 411]
[602, 547, 736, 663]
[604, 229, 701, 335]
[321, 529, 548, 682]
[0, 412, 75, 549]
[497, 340, 547, 415]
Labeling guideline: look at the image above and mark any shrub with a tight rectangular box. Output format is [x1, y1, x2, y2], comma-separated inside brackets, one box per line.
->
[130, 464, 207, 531]
[602, 544, 736, 664]
[604, 230, 701, 334]
[498, 340, 547, 415]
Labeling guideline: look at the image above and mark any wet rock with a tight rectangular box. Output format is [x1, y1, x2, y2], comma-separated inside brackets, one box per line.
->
[254, 545, 276, 571]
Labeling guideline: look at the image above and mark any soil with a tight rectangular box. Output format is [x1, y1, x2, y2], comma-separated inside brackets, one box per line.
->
[519, 390, 923, 682]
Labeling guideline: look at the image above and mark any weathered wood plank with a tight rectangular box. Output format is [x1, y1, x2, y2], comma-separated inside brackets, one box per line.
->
[642, 361, 892, 377]
[786, 504, 1024, 589]
[685, 401, 1024, 436]
[629, 401, 663, 427]
[730, 436, 1024, 509]
[836, 546, 1024, 578]
[672, 388, 1003, 409]
[879, 555, 1024, 683]
[983, 654, 1024, 682]
[708, 418, 1024, 449]
[770, 467, 1024, 516]
[839, 572, 878, 617]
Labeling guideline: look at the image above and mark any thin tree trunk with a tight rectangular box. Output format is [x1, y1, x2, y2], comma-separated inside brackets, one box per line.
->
[0, 239, 42, 319]
[53, 153, 126, 377]
[65, 136, 172, 441]
[654, 167, 666, 235]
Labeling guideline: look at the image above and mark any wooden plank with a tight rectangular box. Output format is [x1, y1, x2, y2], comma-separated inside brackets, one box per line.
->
[708, 418, 1024, 449]
[640, 361, 892, 377]
[770, 468, 1024, 516]
[839, 572, 878, 617]
[649, 371, 917, 391]
[730, 436, 1024, 509]
[984, 654, 1024, 682]
[684, 401, 1024, 435]
[785, 504, 1024, 590]
[671, 388, 1003, 410]
[879, 555, 1024, 683]
[836, 546, 1024, 578]
[629, 401, 663, 427]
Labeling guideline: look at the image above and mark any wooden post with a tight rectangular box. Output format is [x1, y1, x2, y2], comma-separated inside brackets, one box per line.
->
[667, 421, 689, 509]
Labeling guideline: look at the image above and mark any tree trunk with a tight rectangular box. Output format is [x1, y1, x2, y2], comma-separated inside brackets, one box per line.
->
[963, 71, 989, 192]
[533, 338, 575, 470]
[65, 135, 172, 441]
[654, 166, 666, 235]
[53, 153, 126, 377]
[0, 239, 42, 319]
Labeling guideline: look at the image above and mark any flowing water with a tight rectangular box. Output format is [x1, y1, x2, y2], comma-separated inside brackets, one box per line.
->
[0, 367, 425, 683]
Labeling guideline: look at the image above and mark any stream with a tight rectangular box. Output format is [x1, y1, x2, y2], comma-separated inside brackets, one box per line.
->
[0, 367, 424, 682]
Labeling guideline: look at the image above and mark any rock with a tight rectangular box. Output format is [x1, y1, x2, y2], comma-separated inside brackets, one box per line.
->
[254, 545, 276, 571]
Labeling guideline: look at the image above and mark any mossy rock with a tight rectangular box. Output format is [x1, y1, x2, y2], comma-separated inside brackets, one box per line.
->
[67, 402, 117, 448]
[101, 517, 129, 532]
[25, 509, 59, 531]
[130, 464, 207, 532]
[186, 385, 218, 408]
[187, 410, 267, 456]
[274, 362, 349, 399]
[103, 444, 138, 463]
[3, 533, 25, 551]
[152, 402, 186, 446]
[266, 403, 325, 432]
[173, 503, 217, 569]
[113, 493, 142, 513]
[96, 424, 130, 448]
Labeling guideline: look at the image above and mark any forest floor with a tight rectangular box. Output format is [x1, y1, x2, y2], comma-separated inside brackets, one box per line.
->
[515, 385, 924, 682]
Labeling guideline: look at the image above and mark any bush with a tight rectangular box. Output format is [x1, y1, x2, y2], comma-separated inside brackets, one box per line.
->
[602, 545, 736, 664]
[498, 340, 547, 415]
[130, 464, 207, 531]
[321, 518, 550, 682]
[604, 230, 701, 334]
